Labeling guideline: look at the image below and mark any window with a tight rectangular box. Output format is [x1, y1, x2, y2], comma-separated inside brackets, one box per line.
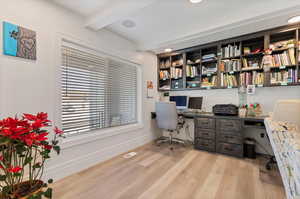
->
[61, 45, 138, 136]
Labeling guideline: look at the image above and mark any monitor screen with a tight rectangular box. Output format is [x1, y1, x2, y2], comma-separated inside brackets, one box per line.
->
[170, 96, 188, 109]
[188, 97, 203, 110]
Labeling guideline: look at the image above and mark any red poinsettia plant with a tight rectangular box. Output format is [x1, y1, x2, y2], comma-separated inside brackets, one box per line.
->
[0, 113, 64, 199]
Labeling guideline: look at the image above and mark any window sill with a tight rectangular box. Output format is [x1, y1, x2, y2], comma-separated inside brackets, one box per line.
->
[61, 123, 144, 149]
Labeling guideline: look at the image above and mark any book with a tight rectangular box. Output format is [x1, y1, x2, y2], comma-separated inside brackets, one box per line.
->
[220, 59, 241, 72]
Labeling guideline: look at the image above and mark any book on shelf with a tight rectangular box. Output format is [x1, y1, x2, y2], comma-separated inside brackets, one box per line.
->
[269, 39, 295, 51]
[172, 59, 183, 67]
[170, 67, 182, 79]
[202, 53, 216, 62]
[159, 85, 170, 90]
[270, 69, 297, 84]
[159, 59, 171, 69]
[239, 71, 264, 86]
[186, 81, 201, 88]
[202, 64, 218, 74]
[220, 74, 238, 87]
[262, 49, 296, 68]
[201, 76, 217, 87]
[221, 44, 241, 58]
[219, 59, 241, 72]
[186, 65, 199, 77]
[242, 57, 261, 69]
[159, 70, 170, 80]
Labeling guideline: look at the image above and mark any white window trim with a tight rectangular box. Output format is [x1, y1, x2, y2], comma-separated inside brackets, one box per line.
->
[54, 33, 144, 149]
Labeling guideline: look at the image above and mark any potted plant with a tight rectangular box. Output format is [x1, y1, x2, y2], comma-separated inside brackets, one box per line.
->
[0, 112, 64, 199]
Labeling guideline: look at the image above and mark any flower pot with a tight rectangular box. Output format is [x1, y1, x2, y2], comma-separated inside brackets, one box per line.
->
[0, 180, 44, 199]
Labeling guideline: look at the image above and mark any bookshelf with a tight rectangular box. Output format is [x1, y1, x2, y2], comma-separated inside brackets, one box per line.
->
[157, 24, 300, 91]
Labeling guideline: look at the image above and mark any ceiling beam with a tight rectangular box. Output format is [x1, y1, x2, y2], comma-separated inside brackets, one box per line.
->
[85, 0, 157, 31]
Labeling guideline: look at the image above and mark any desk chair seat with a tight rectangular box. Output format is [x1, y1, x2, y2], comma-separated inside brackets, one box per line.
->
[155, 102, 186, 148]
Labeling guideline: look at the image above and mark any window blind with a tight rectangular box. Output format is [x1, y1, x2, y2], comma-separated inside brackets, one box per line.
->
[61, 45, 138, 136]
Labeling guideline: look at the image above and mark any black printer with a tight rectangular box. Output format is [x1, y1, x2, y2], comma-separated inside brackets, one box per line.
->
[213, 104, 238, 116]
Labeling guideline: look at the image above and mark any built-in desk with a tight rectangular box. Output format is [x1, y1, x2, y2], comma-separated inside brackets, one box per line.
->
[191, 113, 267, 158]
[152, 111, 268, 158]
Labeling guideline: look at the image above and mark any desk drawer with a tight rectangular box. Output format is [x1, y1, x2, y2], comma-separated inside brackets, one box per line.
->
[195, 129, 215, 139]
[217, 133, 242, 145]
[217, 119, 241, 131]
[195, 138, 215, 152]
[217, 142, 243, 158]
[195, 118, 215, 129]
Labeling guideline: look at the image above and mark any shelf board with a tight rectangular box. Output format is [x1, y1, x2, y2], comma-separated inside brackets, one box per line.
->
[159, 79, 170, 81]
[187, 62, 201, 65]
[171, 64, 183, 68]
[219, 86, 238, 89]
[269, 82, 300, 87]
[241, 67, 264, 71]
[201, 59, 218, 63]
[221, 71, 240, 74]
[269, 65, 296, 70]
[271, 47, 295, 53]
[201, 73, 217, 77]
[221, 55, 241, 60]
[171, 77, 183, 80]
[186, 75, 201, 78]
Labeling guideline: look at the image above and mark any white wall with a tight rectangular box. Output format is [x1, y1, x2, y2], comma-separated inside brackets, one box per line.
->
[0, 0, 159, 180]
[168, 86, 300, 114]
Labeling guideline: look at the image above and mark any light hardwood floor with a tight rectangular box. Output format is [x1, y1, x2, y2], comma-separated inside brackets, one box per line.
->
[53, 143, 285, 199]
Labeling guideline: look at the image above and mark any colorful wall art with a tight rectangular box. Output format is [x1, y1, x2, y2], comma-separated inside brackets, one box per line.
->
[3, 22, 36, 60]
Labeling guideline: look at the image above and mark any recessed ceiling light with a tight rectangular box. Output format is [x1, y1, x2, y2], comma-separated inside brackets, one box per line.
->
[190, 0, 203, 3]
[122, 20, 136, 28]
[164, 48, 172, 53]
[288, 16, 300, 24]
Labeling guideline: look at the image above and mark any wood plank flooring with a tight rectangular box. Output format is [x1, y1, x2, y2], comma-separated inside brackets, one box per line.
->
[53, 143, 285, 199]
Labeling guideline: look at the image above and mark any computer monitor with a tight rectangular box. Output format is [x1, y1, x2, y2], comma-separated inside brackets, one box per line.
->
[188, 97, 203, 110]
[170, 96, 188, 110]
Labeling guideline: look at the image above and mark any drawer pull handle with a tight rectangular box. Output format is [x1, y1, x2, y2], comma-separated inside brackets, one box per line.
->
[225, 136, 234, 139]
[203, 133, 209, 136]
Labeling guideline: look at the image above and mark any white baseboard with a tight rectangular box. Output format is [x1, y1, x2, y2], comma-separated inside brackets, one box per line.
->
[44, 133, 155, 181]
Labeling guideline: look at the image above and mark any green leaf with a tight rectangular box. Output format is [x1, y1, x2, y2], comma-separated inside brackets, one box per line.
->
[48, 179, 53, 184]
[43, 188, 52, 198]
[53, 146, 61, 155]
[33, 163, 42, 169]
[0, 175, 6, 181]
[24, 157, 33, 165]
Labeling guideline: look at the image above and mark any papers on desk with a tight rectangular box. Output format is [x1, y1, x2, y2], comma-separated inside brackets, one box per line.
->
[265, 118, 300, 199]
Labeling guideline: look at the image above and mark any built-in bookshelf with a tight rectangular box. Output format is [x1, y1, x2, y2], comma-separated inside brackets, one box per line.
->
[157, 23, 300, 91]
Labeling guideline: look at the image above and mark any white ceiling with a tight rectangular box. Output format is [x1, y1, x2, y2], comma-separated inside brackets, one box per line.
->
[52, 0, 300, 53]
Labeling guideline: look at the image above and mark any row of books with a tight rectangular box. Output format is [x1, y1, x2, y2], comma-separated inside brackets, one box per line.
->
[170, 67, 183, 79]
[270, 69, 298, 84]
[202, 64, 218, 75]
[262, 48, 296, 67]
[159, 70, 170, 80]
[219, 59, 241, 72]
[221, 44, 241, 58]
[269, 39, 295, 50]
[186, 65, 199, 77]
[159, 60, 171, 69]
[240, 71, 264, 86]
[242, 57, 261, 69]
[220, 74, 238, 87]
[201, 76, 217, 87]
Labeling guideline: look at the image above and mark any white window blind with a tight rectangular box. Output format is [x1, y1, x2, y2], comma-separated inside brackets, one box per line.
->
[61, 45, 138, 135]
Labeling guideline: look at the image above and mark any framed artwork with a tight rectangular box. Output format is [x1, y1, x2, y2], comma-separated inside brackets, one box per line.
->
[3, 22, 36, 60]
[147, 80, 154, 98]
